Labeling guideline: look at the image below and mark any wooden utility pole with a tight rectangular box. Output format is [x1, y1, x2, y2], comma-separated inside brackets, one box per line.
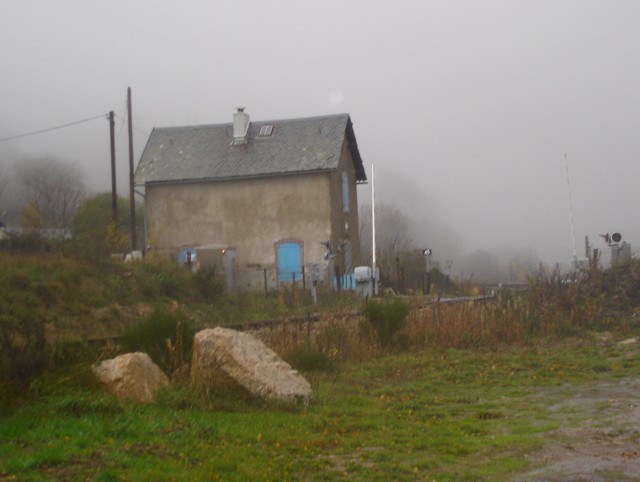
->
[109, 111, 117, 223]
[127, 87, 136, 250]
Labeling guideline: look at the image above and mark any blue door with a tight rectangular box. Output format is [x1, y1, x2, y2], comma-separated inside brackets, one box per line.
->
[278, 242, 302, 282]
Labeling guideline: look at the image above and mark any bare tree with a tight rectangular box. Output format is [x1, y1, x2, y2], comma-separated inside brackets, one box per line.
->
[15, 157, 86, 235]
[359, 203, 413, 286]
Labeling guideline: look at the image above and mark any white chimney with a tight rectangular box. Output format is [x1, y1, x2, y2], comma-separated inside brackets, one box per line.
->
[233, 107, 250, 144]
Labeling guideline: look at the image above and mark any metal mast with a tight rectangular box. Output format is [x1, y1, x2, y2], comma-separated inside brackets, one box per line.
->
[127, 87, 136, 250]
[371, 164, 378, 295]
[109, 111, 117, 223]
[564, 153, 578, 269]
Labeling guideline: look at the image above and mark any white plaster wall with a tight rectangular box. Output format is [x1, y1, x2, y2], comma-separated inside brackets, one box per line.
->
[145, 172, 333, 268]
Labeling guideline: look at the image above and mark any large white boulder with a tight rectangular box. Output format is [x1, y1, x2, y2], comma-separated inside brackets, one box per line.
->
[191, 327, 313, 405]
[93, 352, 169, 403]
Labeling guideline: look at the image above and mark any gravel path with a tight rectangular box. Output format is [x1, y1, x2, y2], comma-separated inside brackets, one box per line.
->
[515, 377, 640, 481]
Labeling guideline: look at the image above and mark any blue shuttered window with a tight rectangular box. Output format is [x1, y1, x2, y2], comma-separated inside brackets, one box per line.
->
[341, 173, 350, 212]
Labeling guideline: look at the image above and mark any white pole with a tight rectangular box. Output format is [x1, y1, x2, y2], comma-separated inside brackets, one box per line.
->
[564, 153, 578, 270]
[371, 164, 378, 295]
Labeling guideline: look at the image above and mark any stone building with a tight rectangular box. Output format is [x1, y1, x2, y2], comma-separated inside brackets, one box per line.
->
[135, 109, 367, 291]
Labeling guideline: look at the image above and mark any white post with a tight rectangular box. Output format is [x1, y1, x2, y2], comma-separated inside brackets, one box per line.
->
[564, 153, 578, 270]
[371, 164, 378, 296]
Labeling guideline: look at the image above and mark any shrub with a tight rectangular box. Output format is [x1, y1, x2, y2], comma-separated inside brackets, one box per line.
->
[121, 308, 193, 381]
[50, 341, 106, 369]
[314, 316, 359, 362]
[138, 262, 190, 299]
[0, 311, 48, 387]
[193, 267, 224, 301]
[286, 341, 337, 373]
[363, 299, 409, 349]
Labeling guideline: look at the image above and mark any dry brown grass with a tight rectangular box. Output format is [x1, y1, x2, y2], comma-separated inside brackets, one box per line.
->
[258, 263, 640, 368]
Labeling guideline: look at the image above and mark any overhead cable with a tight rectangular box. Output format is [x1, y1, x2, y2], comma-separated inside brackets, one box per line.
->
[114, 113, 150, 137]
[0, 114, 108, 142]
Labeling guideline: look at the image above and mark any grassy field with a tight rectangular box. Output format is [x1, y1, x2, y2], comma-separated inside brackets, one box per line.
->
[2, 253, 640, 480]
[2, 334, 640, 481]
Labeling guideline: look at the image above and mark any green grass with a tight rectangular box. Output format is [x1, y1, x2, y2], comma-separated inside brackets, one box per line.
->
[2, 254, 640, 479]
[2, 335, 638, 481]
[0, 252, 361, 340]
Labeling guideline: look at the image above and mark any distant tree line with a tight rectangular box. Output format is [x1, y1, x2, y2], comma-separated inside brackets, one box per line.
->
[0, 156, 142, 256]
[358, 202, 543, 293]
[0, 156, 542, 283]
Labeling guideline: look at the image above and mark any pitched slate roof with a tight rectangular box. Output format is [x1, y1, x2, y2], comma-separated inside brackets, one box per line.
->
[135, 113, 367, 185]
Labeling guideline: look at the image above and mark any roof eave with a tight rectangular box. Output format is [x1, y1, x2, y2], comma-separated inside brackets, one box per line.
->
[139, 168, 336, 187]
[345, 117, 367, 183]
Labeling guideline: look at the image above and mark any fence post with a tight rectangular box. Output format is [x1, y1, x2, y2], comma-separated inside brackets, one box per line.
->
[264, 268, 268, 296]
[302, 265, 306, 290]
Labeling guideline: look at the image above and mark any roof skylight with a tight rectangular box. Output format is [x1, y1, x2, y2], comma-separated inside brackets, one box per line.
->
[259, 125, 273, 137]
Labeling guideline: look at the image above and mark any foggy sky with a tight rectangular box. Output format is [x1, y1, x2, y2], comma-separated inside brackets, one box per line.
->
[1, 0, 639, 267]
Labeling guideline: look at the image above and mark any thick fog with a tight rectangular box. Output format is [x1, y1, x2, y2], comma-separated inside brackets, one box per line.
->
[1, 1, 639, 271]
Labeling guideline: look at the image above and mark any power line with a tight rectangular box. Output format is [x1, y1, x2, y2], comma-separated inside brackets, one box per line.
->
[114, 113, 150, 137]
[116, 97, 128, 136]
[0, 114, 108, 142]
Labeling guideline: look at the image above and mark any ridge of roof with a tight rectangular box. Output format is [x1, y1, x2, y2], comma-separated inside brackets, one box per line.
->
[135, 113, 366, 185]
[152, 112, 351, 132]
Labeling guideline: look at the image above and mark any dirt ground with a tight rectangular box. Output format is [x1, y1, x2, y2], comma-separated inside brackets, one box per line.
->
[514, 371, 640, 481]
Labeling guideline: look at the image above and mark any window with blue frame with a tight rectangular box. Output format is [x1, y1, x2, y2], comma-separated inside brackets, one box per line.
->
[341, 173, 350, 212]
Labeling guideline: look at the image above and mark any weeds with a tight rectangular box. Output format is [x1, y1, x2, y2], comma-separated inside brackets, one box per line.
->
[286, 341, 337, 373]
[4, 336, 633, 481]
[193, 266, 224, 301]
[2, 254, 640, 479]
[363, 298, 410, 350]
[3, 250, 640, 407]
[0, 310, 48, 386]
[0, 252, 360, 408]
[121, 307, 193, 380]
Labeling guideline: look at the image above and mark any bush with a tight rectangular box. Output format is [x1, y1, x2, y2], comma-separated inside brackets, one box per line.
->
[138, 262, 190, 299]
[363, 299, 409, 349]
[0, 310, 48, 387]
[193, 267, 224, 301]
[286, 341, 337, 373]
[50, 341, 106, 369]
[121, 308, 193, 381]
